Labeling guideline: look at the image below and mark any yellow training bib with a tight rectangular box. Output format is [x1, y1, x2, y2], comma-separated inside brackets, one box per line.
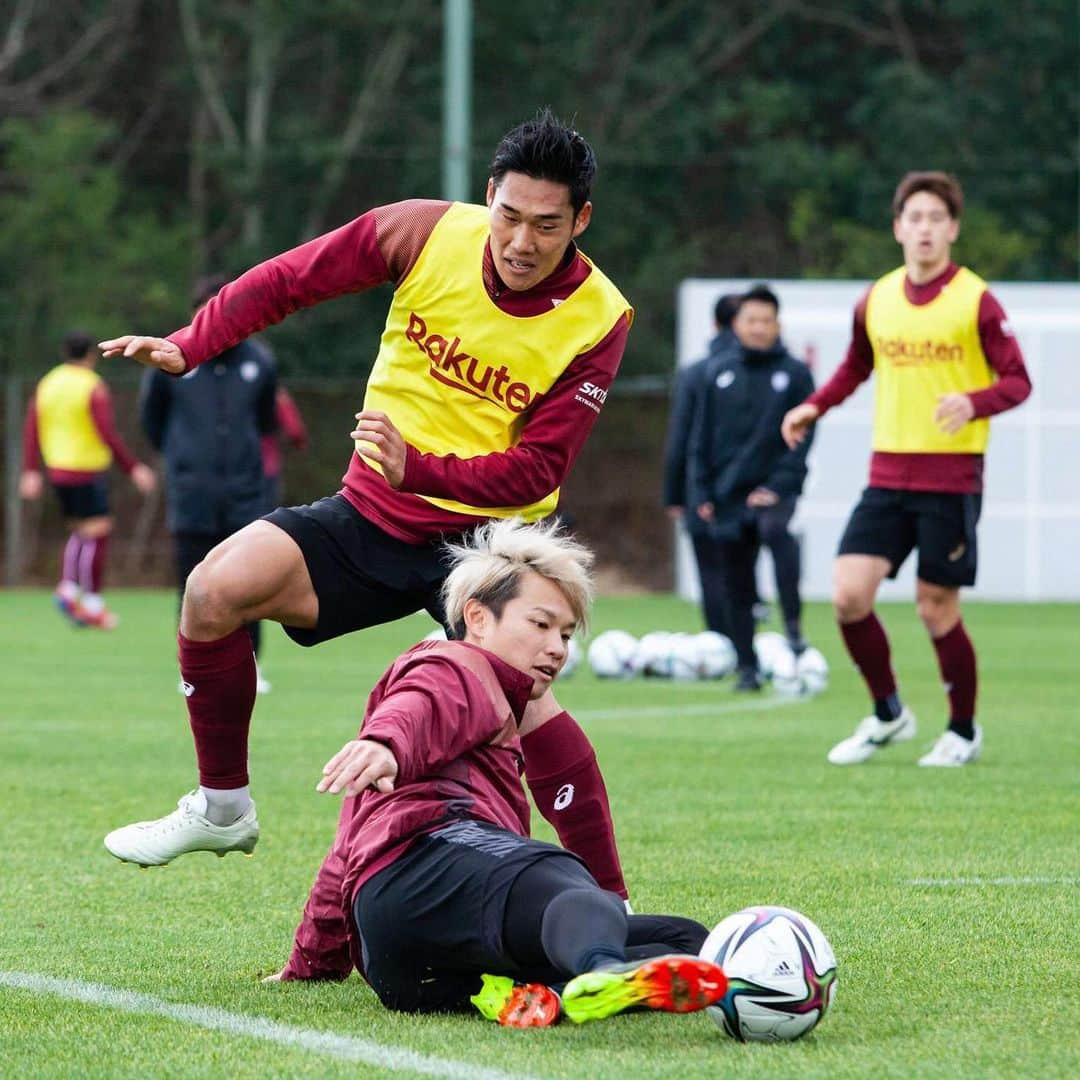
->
[866, 266, 993, 454]
[361, 202, 632, 519]
[35, 363, 111, 471]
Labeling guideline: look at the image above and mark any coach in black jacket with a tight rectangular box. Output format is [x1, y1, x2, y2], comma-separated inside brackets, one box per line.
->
[140, 275, 278, 679]
[688, 284, 814, 689]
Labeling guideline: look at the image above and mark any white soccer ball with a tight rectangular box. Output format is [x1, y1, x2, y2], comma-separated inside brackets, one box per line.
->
[753, 631, 792, 679]
[691, 631, 737, 679]
[634, 631, 676, 677]
[667, 632, 701, 681]
[700, 905, 838, 1042]
[559, 636, 582, 679]
[769, 647, 805, 697]
[797, 646, 829, 696]
[587, 630, 639, 679]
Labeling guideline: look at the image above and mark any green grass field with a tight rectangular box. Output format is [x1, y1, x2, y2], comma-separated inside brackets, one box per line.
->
[1, 589, 1077, 1078]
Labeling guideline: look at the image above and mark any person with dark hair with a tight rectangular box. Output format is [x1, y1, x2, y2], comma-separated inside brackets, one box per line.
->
[689, 285, 815, 690]
[100, 111, 634, 906]
[782, 171, 1032, 766]
[139, 275, 279, 693]
[265, 520, 726, 1028]
[19, 331, 156, 629]
[662, 292, 742, 636]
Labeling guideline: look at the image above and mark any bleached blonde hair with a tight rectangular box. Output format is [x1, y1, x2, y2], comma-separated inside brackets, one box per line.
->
[441, 518, 595, 640]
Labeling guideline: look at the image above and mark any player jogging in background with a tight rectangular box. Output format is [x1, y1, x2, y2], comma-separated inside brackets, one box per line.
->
[100, 110, 635, 904]
[782, 171, 1031, 768]
[264, 519, 727, 1027]
[19, 329, 156, 629]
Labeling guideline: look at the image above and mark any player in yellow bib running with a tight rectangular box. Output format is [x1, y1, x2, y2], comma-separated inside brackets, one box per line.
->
[783, 172, 1032, 768]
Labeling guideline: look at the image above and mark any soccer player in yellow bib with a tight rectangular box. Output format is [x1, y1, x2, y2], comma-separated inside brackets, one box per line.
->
[19, 330, 156, 629]
[782, 172, 1031, 768]
[99, 112, 637, 902]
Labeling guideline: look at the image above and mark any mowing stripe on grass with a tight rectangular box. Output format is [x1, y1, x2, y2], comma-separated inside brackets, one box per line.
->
[906, 876, 1077, 887]
[0, 972, 533, 1080]
[575, 695, 804, 722]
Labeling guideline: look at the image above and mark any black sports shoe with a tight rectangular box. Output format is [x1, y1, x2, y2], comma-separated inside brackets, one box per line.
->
[734, 667, 763, 692]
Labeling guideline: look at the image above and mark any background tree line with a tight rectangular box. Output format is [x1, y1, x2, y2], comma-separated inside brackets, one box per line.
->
[0, 0, 1076, 383]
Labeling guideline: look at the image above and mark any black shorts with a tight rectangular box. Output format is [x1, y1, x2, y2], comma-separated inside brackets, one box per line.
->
[353, 820, 587, 1012]
[53, 477, 109, 519]
[263, 494, 452, 646]
[838, 486, 982, 587]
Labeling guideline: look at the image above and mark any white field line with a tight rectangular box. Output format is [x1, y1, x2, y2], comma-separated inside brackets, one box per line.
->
[575, 694, 805, 722]
[0, 972, 534, 1080]
[906, 877, 1077, 887]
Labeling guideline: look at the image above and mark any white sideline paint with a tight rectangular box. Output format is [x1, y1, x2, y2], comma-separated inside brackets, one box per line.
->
[906, 877, 1077, 887]
[0, 972, 531, 1080]
[575, 695, 804, 722]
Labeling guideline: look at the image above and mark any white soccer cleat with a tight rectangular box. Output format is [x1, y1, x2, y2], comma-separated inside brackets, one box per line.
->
[918, 726, 982, 767]
[104, 792, 259, 866]
[255, 663, 272, 695]
[827, 707, 917, 765]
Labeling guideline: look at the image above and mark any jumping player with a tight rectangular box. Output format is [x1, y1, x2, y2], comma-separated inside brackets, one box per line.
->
[20, 330, 156, 629]
[264, 519, 727, 1027]
[100, 111, 634, 900]
[782, 172, 1031, 767]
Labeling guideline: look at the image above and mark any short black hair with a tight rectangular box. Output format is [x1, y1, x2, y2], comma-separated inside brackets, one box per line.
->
[490, 108, 597, 216]
[192, 273, 228, 310]
[714, 293, 742, 329]
[739, 283, 780, 314]
[63, 330, 93, 359]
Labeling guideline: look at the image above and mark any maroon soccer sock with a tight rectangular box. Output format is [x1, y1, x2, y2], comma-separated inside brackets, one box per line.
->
[521, 710, 628, 900]
[178, 627, 257, 789]
[840, 612, 900, 709]
[89, 532, 109, 594]
[60, 533, 81, 589]
[931, 620, 977, 739]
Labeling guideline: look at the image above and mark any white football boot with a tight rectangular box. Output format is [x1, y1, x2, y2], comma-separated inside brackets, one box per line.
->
[255, 662, 272, 695]
[918, 725, 982, 767]
[104, 792, 259, 866]
[827, 707, 917, 765]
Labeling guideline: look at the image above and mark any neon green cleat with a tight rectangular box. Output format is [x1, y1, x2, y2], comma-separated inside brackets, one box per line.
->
[471, 974, 562, 1028]
[562, 954, 728, 1024]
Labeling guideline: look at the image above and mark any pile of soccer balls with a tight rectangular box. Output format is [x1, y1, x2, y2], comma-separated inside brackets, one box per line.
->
[582, 627, 828, 696]
[700, 904, 838, 1042]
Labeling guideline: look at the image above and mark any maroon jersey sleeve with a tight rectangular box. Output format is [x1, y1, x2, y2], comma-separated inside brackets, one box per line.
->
[806, 289, 874, 415]
[21, 394, 41, 470]
[89, 384, 138, 473]
[167, 201, 451, 371]
[276, 388, 308, 450]
[399, 313, 629, 506]
[967, 290, 1032, 418]
[281, 825, 354, 981]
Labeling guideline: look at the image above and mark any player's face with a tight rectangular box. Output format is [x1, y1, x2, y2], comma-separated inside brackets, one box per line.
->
[486, 172, 592, 292]
[733, 300, 780, 351]
[893, 191, 959, 275]
[464, 570, 578, 698]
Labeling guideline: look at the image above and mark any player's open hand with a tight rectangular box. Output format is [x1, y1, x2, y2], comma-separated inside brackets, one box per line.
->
[696, 502, 715, 522]
[746, 487, 779, 508]
[781, 402, 819, 449]
[98, 335, 187, 375]
[318, 738, 399, 797]
[19, 470, 43, 500]
[351, 410, 407, 488]
[934, 393, 975, 434]
[131, 463, 157, 495]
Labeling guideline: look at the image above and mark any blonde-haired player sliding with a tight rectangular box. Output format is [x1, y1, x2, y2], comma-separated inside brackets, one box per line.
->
[268, 519, 726, 1027]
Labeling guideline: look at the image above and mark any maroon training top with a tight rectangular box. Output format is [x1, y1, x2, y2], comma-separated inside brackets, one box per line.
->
[280, 639, 535, 981]
[806, 263, 1032, 493]
[168, 200, 630, 542]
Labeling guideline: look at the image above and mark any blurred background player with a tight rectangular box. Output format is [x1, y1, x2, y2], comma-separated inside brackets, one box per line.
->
[265, 519, 726, 1028]
[782, 172, 1032, 766]
[19, 329, 156, 629]
[139, 275, 279, 693]
[101, 111, 634, 907]
[261, 385, 309, 511]
[689, 285, 815, 690]
[662, 292, 743, 638]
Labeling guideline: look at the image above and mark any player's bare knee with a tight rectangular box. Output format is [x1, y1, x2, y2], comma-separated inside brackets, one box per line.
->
[833, 587, 871, 624]
[916, 592, 957, 636]
[182, 559, 242, 636]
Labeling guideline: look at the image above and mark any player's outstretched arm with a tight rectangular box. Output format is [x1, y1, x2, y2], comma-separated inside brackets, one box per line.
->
[98, 335, 187, 375]
[781, 402, 820, 449]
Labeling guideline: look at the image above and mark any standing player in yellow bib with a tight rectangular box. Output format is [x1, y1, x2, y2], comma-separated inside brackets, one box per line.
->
[98, 112, 637, 901]
[20, 330, 156, 629]
[782, 172, 1031, 768]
